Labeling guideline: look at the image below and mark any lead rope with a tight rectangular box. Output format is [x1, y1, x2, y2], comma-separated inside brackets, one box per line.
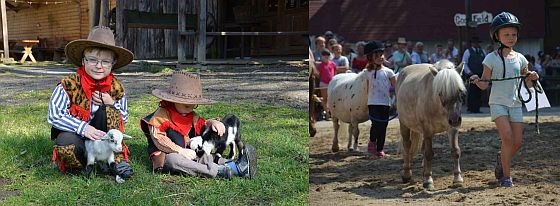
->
[478, 44, 543, 134]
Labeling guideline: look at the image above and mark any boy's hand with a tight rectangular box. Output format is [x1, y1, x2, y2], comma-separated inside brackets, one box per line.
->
[178, 148, 197, 160]
[84, 125, 106, 140]
[92, 91, 115, 105]
[207, 119, 225, 136]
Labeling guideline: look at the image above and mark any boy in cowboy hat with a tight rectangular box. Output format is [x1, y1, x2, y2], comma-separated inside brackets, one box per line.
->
[140, 71, 257, 180]
[48, 26, 134, 177]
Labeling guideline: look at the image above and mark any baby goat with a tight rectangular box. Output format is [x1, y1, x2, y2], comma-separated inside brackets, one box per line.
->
[195, 114, 244, 163]
[84, 129, 132, 183]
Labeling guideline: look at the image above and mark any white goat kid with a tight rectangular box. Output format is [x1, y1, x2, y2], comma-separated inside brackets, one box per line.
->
[84, 129, 132, 183]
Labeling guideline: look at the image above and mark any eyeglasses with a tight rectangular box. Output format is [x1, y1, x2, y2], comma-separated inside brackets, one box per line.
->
[83, 56, 114, 68]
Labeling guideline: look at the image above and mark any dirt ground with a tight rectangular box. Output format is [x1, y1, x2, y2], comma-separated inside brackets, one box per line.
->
[0, 64, 308, 108]
[310, 115, 560, 206]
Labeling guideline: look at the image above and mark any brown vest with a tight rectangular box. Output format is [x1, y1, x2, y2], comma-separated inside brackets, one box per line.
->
[60, 73, 125, 131]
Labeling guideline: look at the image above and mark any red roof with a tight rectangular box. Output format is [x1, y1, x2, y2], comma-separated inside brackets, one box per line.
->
[309, 0, 545, 42]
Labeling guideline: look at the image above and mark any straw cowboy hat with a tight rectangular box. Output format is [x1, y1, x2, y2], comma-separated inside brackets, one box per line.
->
[152, 71, 217, 105]
[397, 37, 407, 44]
[65, 26, 134, 69]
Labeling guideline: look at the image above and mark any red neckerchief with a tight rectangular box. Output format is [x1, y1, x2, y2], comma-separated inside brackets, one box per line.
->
[77, 66, 113, 100]
[159, 100, 193, 136]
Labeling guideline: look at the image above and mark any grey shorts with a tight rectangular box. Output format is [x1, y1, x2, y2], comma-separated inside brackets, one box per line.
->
[490, 104, 523, 123]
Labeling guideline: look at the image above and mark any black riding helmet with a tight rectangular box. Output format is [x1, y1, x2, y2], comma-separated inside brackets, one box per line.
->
[364, 41, 384, 56]
[490, 12, 522, 42]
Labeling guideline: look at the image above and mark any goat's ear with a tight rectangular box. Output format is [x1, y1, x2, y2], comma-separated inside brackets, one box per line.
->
[100, 134, 111, 141]
[122, 134, 133, 140]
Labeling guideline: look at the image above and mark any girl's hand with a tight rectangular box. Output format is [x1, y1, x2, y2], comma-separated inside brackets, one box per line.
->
[527, 71, 539, 81]
[469, 74, 480, 84]
[207, 119, 225, 136]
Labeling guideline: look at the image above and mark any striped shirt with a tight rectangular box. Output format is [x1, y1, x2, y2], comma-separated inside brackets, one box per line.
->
[47, 84, 128, 137]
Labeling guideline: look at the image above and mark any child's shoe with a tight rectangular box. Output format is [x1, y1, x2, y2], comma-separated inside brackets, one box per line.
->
[368, 141, 377, 155]
[498, 176, 513, 187]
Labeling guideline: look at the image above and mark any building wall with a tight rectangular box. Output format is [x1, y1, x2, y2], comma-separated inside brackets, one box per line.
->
[309, 0, 545, 43]
[1, 0, 117, 45]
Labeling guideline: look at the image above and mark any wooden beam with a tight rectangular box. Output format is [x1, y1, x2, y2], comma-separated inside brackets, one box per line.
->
[197, 0, 206, 63]
[177, 0, 187, 63]
[124, 10, 197, 29]
[116, 0, 125, 46]
[89, 0, 100, 28]
[100, 0, 109, 27]
[1, 0, 9, 59]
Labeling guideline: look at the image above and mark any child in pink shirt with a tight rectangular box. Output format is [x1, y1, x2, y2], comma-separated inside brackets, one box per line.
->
[317, 49, 337, 117]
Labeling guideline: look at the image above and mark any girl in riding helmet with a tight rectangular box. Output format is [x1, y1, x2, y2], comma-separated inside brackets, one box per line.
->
[365, 41, 397, 157]
[470, 12, 539, 187]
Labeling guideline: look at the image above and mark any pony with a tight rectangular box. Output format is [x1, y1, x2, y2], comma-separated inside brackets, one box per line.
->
[396, 60, 466, 190]
[327, 71, 369, 152]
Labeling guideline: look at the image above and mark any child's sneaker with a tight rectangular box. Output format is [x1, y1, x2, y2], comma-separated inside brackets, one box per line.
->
[236, 144, 257, 179]
[375, 151, 386, 157]
[498, 176, 513, 187]
[217, 165, 233, 180]
[368, 141, 377, 155]
[495, 152, 503, 180]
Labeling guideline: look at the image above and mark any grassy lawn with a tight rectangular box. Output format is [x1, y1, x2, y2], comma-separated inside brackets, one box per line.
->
[0, 90, 308, 205]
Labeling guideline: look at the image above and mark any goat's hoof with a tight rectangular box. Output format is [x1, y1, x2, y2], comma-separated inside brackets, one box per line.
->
[84, 165, 94, 178]
[115, 175, 125, 184]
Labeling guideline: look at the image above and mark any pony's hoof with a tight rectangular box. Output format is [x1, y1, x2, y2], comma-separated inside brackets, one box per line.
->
[452, 177, 464, 188]
[332, 146, 339, 153]
[423, 182, 435, 191]
[451, 182, 463, 188]
[402, 177, 412, 183]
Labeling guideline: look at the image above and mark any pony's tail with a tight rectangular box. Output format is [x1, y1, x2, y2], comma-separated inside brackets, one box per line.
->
[398, 130, 423, 156]
[409, 131, 423, 156]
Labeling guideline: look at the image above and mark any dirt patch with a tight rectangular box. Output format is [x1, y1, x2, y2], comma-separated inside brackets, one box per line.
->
[0, 64, 308, 109]
[310, 116, 560, 205]
[0, 177, 19, 201]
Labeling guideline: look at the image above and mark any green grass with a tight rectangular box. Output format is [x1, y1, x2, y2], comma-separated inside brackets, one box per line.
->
[0, 91, 308, 205]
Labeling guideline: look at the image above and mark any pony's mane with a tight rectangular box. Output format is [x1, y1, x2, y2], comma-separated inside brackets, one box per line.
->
[432, 61, 466, 102]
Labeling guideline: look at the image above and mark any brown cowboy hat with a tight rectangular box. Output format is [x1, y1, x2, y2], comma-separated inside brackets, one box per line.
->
[152, 71, 217, 105]
[65, 26, 134, 69]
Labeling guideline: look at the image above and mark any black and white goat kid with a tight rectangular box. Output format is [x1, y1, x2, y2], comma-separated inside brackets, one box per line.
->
[194, 114, 244, 163]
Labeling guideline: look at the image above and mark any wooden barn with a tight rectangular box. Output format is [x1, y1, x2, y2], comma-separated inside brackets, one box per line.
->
[0, 0, 308, 63]
[0, 0, 97, 61]
[115, 0, 308, 61]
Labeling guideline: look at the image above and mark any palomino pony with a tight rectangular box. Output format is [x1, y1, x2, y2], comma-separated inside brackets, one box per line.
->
[396, 60, 466, 190]
[327, 71, 369, 152]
